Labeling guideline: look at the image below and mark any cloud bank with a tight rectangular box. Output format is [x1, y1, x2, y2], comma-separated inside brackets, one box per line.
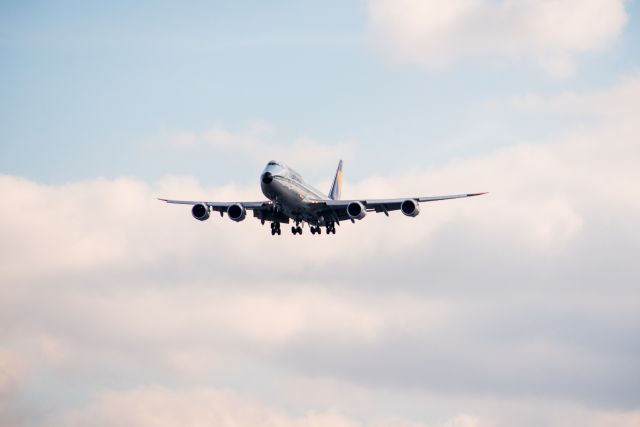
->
[1, 74, 640, 426]
[368, 0, 628, 77]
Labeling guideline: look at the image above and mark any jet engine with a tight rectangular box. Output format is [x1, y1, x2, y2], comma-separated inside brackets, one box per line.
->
[347, 201, 367, 220]
[227, 203, 247, 222]
[192, 203, 210, 221]
[400, 199, 420, 217]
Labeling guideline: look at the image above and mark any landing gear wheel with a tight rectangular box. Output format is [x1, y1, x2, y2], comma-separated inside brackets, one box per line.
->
[291, 221, 303, 235]
[271, 222, 281, 236]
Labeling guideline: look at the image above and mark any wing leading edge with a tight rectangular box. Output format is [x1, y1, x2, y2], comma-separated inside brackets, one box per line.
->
[312, 192, 488, 220]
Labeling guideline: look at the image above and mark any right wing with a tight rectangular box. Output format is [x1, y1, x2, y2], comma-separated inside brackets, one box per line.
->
[158, 198, 269, 210]
[157, 198, 289, 223]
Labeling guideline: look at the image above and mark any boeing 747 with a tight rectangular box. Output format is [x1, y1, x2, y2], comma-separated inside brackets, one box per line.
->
[159, 160, 486, 235]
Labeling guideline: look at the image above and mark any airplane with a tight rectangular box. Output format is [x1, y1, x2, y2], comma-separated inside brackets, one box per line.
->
[158, 160, 487, 236]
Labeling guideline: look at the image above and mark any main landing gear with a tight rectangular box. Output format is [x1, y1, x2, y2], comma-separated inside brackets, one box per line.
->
[325, 222, 336, 234]
[311, 223, 336, 234]
[270, 221, 336, 236]
[270, 222, 281, 235]
[291, 221, 303, 235]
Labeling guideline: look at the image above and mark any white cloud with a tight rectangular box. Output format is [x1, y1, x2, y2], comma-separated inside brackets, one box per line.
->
[55, 386, 491, 427]
[57, 386, 358, 427]
[367, 0, 628, 77]
[1, 73, 640, 426]
[0, 350, 25, 400]
[0, 349, 27, 425]
[511, 71, 640, 122]
[51, 385, 640, 427]
[168, 119, 355, 170]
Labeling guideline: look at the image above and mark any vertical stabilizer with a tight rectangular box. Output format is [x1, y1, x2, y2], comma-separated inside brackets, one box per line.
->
[328, 160, 343, 200]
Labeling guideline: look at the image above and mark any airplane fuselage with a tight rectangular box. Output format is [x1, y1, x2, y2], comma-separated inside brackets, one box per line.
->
[260, 161, 327, 225]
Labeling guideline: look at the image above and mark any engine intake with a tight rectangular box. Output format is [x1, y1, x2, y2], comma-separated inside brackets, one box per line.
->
[347, 201, 366, 220]
[227, 203, 247, 222]
[400, 199, 420, 217]
[192, 203, 210, 221]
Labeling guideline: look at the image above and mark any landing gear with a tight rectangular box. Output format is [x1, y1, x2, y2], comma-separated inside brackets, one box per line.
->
[270, 222, 281, 235]
[310, 226, 322, 235]
[291, 222, 303, 235]
[290, 220, 304, 235]
[325, 222, 336, 234]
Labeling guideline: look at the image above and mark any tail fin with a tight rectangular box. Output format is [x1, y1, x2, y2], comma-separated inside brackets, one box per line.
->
[328, 160, 343, 200]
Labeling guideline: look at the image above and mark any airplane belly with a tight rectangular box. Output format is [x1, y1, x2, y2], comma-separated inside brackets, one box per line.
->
[267, 178, 311, 218]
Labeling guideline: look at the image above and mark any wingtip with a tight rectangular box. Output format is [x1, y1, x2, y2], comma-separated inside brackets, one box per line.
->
[469, 192, 489, 197]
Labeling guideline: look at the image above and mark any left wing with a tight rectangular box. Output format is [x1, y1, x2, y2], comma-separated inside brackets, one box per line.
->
[310, 192, 487, 221]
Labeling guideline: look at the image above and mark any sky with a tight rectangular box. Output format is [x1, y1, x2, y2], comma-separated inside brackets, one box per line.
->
[1, 1, 640, 426]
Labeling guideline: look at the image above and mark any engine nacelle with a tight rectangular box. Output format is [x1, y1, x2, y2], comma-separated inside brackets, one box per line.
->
[400, 199, 420, 217]
[227, 203, 247, 222]
[192, 203, 210, 221]
[347, 201, 367, 220]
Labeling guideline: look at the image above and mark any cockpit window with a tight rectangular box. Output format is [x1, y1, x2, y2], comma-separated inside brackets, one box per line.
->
[267, 161, 278, 166]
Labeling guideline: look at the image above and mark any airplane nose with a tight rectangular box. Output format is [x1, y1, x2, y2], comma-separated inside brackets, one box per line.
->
[261, 172, 273, 184]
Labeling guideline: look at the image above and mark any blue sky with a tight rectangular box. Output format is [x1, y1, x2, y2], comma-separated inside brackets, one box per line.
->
[2, 0, 639, 186]
[1, 2, 640, 427]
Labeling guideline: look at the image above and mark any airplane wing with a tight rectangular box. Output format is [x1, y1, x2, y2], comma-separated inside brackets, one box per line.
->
[158, 198, 269, 210]
[157, 198, 290, 223]
[312, 192, 487, 222]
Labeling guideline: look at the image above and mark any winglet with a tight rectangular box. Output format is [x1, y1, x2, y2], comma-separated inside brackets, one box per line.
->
[328, 160, 343, 200]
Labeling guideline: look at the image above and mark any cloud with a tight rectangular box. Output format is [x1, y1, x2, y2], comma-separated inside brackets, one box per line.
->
[56, 386, 358, 427]
[50, 385, 640, 427]
[0, 350, 25, 401]
[1, 74, 640, 426]
[511, 71, 640, 122]
[367, 0, 628, 77]
[0, 349, 27, 426]
[168, 119, 355, 170]
[54, 385, 492, 427]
